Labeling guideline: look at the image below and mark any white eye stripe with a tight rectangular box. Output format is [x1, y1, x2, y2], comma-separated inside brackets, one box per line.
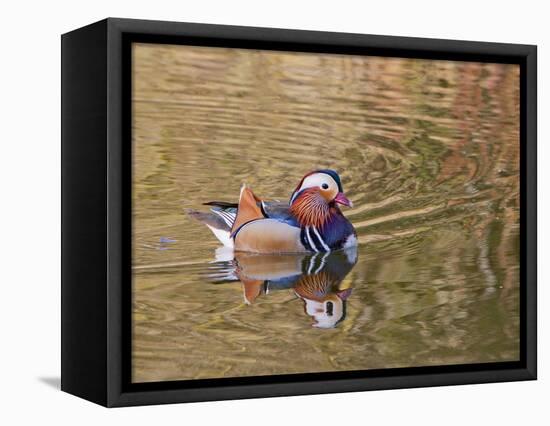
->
[299, 173, 338, 192]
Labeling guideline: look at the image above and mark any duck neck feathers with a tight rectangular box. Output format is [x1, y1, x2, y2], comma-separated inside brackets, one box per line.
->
[290, 188, 339, 230]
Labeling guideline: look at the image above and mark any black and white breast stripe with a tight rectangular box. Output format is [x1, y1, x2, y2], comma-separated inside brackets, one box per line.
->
[305, 251, 329, 275]
[300, 226, 330, 252]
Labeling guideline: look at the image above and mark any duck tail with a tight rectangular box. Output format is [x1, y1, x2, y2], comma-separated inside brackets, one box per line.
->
[203, 201, 239, 209]
[186, 209, 234, 248]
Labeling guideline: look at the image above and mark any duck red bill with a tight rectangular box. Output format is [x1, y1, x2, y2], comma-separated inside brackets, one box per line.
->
[336, 288, 353, 300]
[334, 192, 353, 207]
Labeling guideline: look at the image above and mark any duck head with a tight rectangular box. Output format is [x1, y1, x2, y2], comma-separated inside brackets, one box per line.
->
[300, 292, 351, 329]
[289, 170, 353, 228]
[294, 271, 353, 329]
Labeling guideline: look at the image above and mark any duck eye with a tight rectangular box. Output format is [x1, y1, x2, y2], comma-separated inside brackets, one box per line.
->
[326, 301, 334, 316]
[321, 183, 329, 190]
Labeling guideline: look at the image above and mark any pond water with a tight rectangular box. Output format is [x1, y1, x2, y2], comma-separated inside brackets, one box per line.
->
[131, 43, 520, 383]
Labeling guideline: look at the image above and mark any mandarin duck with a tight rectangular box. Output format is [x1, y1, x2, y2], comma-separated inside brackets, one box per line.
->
[188, 170, 357, 254]
[208, 248, 357, 328]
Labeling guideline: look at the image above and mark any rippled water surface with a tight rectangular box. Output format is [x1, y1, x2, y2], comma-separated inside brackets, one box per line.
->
[132, 43, 520, 383]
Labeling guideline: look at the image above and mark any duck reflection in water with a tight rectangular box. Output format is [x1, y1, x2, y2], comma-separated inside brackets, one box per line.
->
[210, 247, 357, 329]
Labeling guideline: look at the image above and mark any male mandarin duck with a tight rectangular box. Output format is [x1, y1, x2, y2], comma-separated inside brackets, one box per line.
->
[189, 170, 357, 253]
[209, 248, 357, 328]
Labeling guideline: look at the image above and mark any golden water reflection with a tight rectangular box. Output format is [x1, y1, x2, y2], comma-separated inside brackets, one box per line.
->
[131, 43, 520, 383]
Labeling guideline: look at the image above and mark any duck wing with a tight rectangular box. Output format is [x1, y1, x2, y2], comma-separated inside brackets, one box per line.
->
[260, 201, 300, 227]
[204, 203, 238, 229]
[260, 200, 289, 218]
[204, 199, 298, 228]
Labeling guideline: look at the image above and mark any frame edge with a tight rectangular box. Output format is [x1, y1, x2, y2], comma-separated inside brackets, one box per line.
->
[61, 19, 110, 407]
[100, 17, 537, 407]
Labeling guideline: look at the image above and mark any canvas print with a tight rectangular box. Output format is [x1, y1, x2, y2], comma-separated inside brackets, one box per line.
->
[131, 43, 520, 383]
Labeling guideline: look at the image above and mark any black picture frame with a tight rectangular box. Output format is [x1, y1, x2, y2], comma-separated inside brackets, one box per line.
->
[61, 17, 537, 407]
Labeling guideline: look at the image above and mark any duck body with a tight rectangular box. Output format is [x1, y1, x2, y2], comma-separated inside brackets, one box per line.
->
[189, 170, 357, 254]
